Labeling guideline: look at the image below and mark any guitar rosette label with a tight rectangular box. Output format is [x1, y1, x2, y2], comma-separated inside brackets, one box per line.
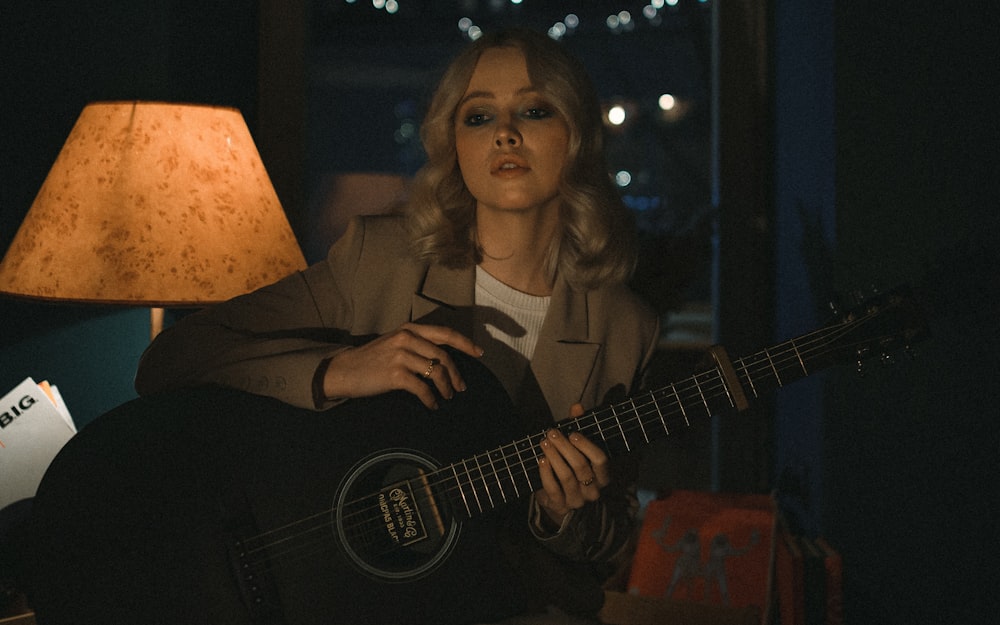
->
[378, 483, 427, 546]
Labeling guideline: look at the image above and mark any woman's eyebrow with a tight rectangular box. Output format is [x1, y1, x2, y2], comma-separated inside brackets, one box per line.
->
[459, 90, 493, 107]
[458, 86, 539, 107]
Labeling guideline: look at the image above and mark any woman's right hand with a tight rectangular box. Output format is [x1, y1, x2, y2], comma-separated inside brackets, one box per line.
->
[320, 322, 484, 409]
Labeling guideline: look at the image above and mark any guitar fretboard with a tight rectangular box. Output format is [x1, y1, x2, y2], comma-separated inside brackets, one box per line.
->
[439, 288, 922, 520]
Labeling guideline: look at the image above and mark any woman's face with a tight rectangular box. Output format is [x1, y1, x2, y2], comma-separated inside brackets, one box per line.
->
[454, 46, 570, 218]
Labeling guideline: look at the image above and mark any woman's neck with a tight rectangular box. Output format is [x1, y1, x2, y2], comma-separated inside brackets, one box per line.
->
[475, 208, 559, 296]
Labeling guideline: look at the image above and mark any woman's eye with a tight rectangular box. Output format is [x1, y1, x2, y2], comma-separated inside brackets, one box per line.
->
[523, 107, 552, 120]
[462, 112, 491, 127]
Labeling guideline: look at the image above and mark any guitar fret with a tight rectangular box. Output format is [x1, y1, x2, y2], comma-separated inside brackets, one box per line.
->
[499, 443, 519, 499]
[714, 369, 735, 409]
[450, 464, 472, 518]
[589, 411, 607, 446]
[611, 405, 632, 452]
[738, 358, 759, 398]
[671, 383, 690, 427]
[484, 451, 507, 504]
[692, 373, 711, 415]
[473, 454, 495, 510]
[763, 347, 784, 386]
[515, 438, 537, 492]
[651, 389, 669, 435]
[790, 338, 809, 376]
[459, 458, 483, 514]
[630, 398, 649, 443]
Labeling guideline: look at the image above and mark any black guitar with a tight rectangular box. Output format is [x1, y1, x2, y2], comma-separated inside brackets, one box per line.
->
[27, 287, 926, 625]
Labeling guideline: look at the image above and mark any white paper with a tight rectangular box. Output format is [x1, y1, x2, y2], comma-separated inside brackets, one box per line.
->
[1, 377, 77, 509]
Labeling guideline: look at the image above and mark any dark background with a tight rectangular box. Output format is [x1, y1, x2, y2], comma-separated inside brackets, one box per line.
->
[2, 1, 996, 622]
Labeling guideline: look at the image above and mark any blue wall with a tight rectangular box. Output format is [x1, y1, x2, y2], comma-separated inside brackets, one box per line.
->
[0, 306, 147, 429]
[772, 2, 998, 622]
[771, 0, 836, 537]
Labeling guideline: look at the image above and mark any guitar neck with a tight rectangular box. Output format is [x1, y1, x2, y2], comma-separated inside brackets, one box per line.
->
[438, 339, 807, 521]
[441, 286, 925, 520]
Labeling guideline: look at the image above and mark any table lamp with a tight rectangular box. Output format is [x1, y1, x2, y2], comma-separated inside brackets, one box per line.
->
[0, 101, 307, 339]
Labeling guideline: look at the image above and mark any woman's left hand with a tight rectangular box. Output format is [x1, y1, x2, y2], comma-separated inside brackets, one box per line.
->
[534, 403, 611, 528]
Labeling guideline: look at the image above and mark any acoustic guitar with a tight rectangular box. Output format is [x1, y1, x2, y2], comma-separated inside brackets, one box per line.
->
[26, 287, 926, 624]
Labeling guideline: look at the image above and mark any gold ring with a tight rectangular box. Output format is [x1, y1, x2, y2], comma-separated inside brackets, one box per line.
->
[422, 358, 439, 378]
[580, 477, 595, 487]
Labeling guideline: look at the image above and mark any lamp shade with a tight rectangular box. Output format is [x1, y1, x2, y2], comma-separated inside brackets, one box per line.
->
[0, 101, 307, 306]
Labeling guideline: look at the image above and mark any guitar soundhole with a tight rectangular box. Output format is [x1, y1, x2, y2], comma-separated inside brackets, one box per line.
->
[333, 450, 459, 581]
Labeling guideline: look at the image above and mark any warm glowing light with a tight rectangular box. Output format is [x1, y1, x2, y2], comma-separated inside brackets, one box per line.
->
[0, 102, 307, 337]
[608, 105, 627, 126]
[658, 94, 677, 111]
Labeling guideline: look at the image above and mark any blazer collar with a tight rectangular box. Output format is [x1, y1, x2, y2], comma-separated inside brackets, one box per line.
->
[412, 263, 475, 337]
[414, 265, 592, 341]
[414, 264, 602, 419]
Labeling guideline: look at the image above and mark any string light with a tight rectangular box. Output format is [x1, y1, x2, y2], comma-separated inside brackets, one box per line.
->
[336, 1, 712, 39]
[608, 105, 628, 126]
[615, 170, 633, 188]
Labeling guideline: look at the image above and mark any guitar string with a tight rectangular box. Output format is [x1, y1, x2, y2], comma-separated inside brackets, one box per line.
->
[241, 360, 757, 570]
[239, 317, 863, 566]
[404, 313, 876, 510]
[238, 311, 890, 569]
[366, 311, 886, 520]
[239, 318, 854, 567]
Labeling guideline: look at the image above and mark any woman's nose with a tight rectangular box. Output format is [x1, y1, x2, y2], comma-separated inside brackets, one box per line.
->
[494, 121, 522, 147]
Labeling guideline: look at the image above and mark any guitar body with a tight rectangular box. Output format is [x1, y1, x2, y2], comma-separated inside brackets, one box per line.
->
[28, 353, 529, 625]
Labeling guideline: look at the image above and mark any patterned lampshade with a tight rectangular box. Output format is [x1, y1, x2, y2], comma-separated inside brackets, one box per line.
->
[0, 102, 307, 335]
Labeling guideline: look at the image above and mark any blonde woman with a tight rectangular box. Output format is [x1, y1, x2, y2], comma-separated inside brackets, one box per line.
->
[137, 28, 659, 624]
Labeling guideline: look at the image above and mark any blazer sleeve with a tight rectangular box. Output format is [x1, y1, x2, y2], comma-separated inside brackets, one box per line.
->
[134, 218, 372, 409]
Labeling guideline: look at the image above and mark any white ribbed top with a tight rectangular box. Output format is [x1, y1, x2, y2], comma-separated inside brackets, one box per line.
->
[474, 265, 550, 361]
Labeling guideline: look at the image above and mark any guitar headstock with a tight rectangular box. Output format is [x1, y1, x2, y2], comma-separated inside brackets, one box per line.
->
[828, 285, 930, 374]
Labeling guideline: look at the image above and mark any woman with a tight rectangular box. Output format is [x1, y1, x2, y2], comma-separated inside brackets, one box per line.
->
[136, 28, 659, 624]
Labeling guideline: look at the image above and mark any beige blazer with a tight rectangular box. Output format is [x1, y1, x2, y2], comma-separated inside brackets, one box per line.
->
[136, 215, 660, 423]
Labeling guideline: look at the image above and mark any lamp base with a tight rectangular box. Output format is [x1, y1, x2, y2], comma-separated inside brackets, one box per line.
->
[150, 307, 165, 342]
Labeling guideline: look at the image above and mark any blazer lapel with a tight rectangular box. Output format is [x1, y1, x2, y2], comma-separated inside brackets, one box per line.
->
[412, 265, 602, 420]
[411, 263, 476, 338]
[531, 277, 602, 420]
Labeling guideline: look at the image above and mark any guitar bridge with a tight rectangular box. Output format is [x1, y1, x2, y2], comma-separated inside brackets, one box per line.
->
[228, 535, 283, 623]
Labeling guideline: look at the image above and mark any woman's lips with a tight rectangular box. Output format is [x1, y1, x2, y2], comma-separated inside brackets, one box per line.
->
[491, 156, 530, 176]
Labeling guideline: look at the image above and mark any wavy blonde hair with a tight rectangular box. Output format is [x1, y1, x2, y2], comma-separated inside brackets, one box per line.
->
[404, 28, 636, 290]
